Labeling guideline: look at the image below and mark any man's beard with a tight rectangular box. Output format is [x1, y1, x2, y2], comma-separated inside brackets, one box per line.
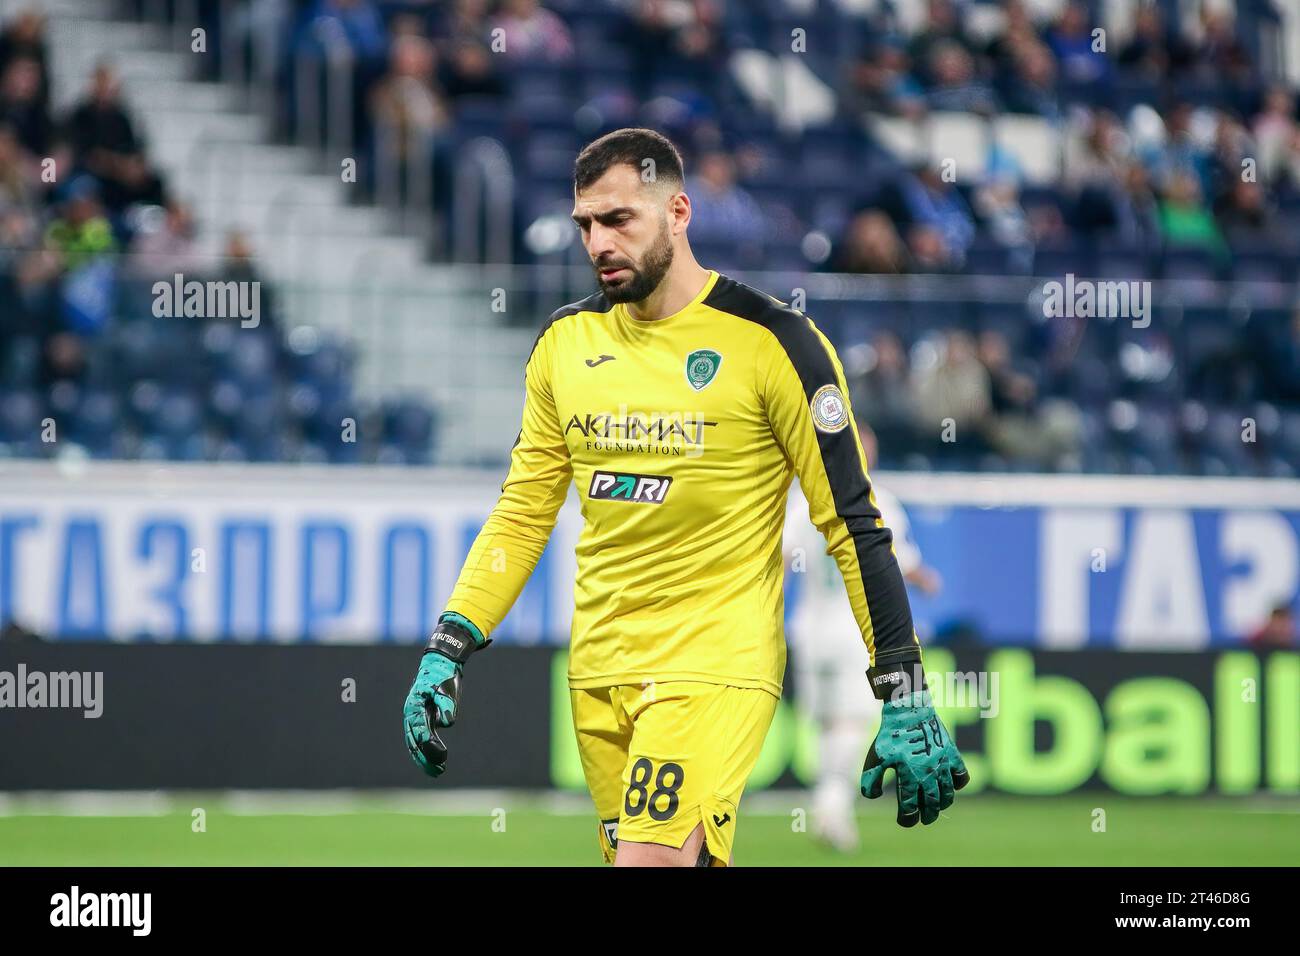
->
[592, 223, 674, 304]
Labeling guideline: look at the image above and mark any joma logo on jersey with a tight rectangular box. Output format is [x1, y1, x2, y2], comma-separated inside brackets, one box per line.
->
[589, 471, 673, 504]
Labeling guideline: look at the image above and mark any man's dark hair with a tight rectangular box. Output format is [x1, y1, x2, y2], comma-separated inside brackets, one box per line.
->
[573, 128, 684, 193]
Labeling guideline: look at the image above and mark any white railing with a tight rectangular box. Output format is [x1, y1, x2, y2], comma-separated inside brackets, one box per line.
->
[453, 137, 515, 264]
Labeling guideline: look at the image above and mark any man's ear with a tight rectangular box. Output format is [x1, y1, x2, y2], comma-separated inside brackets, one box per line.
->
[669, 191, 691, 234]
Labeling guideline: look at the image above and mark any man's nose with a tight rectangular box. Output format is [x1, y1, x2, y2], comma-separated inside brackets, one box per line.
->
[587, 223, 617, 260]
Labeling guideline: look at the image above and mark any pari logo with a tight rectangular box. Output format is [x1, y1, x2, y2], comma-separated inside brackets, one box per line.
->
[589, 471, 673, 504]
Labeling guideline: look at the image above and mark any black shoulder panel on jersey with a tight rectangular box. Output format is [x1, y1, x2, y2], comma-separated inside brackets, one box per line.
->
[707, 274, 918, 665]
[527, 288, 614, 365]
[701, 272, 795, 331]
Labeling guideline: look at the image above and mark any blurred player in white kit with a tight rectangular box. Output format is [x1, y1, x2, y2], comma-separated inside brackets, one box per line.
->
[785, 421, 942, 852]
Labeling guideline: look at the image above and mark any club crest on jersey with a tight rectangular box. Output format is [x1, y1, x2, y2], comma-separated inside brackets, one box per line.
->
[685, 349, 722, 391]
[810, 384, 849, 433]
[589, 470, 673, 503]
[601, 819, 618, 848]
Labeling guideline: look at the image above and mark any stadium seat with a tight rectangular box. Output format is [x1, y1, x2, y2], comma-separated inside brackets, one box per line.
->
[1, 336, 40, 387]
[866, 115, 924, 165]
[964, 239, 1015, 276]
[1033, 236, 1094, 278]
[1095, 245, 1152, 280]
[0, 387, 42, 447]
[991, 115, 1061, 185]
[1162, 248, 1224, 283]
[927, 112, 988, 182]
[69, 389, 120, 458]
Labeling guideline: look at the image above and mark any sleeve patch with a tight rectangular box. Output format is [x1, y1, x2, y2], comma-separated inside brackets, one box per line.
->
[810, 384, 849, 433]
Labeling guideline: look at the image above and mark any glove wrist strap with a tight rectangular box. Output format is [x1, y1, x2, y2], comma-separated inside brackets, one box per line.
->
[424, 615, 486, 664]
[866, 661, 928, 701]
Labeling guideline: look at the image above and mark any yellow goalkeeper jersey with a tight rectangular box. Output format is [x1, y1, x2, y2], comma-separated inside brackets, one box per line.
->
[444, 270, 918, 695]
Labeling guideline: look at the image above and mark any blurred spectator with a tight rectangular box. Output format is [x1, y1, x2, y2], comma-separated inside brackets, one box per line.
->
[1191, 8, 1252, 87]
[433, 0, 493, 48]
[0, 204, 37, 269]
[438, 39, 507, 102]
[906, 224, 956, 272]
[1206, 113, 1255, 204]
[127, 200, 202, 279]
[842, 39, 924, 119]
[490, 0, 574, 63]
[368, 34, 450, 165]
[296, 0, 388, 66]
[44, 176, 115, 270]
[878, 162, 976, 270]
[925, 41, 998, 115]
[1151, 101, 1215, 198]
[1024, 195, 1069, 247]
[221, 230, 259, 283]
[978, 329, 1082, 469]
[1065, 112, 1160, 249]
[65, 63, 166, 213]
[1046, 1, 1110, 89]
[0, 54, 49, 154]
[684, 149, 766, 243]
[1216, 179, 1290, 252]
[1117, 4, 1192, 80]
[1253, 85, 1297, 186]
[1158, 168, 1225, 254]
[842, 36, 925, 119]
[910, 330, 992, 439]
[0, 9, 49, 109]
[846, 331, 916, 452]
[999, 40, 1059, 118]
[1113, 160, 1163, 249]
[65, 63, 137, 158]
[7, 240, 60, 334]
[215, 230, 276, 332]
[1246, 602, 1296, 649]
[619, 1, 724, 101]
[830, 208, 910, 274]
[907, 0, 973, 88]
[1064, 110, 1129, 192]
[973, 157, 1032, 259]
[984, 0, 1043, 78]
[980, 329, 1037, 416]
[0, 122, 40, 214]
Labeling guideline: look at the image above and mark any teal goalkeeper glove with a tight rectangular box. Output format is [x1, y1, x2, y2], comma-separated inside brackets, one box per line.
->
[860, 665, 969, 827]
[403, 614, 486, 778]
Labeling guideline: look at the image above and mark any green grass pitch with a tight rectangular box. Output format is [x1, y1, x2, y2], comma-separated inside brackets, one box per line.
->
[1, 793, 1296, 866]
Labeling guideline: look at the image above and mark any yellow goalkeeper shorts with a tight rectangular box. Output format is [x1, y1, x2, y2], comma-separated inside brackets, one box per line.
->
[570, 681, 778, 866]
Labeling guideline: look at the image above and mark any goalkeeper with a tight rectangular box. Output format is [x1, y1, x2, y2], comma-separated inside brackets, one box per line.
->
[403, 128, 968, 866]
